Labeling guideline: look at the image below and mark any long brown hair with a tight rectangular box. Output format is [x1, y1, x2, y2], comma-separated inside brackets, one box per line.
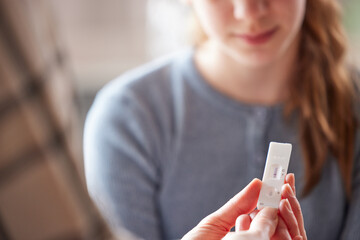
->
[289, 0, 357, 197]
[188, 0, 358, 198]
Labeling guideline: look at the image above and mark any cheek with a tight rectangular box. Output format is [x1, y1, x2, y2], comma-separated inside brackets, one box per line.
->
[276, 0, 306, 33]
[193, 1, 233, 39]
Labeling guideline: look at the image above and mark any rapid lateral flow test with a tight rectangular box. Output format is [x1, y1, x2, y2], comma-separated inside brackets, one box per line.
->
[257, 142, 292, 209]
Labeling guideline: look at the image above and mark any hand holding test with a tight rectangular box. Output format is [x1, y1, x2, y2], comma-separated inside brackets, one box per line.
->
[257, 142, 292, 209]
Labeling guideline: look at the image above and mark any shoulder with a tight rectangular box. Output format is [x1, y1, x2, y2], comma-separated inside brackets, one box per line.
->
[84, 50, 195, 168]
[98, 47, 193, 102]
[88, 47, 194, 128]
[86, 48, 194, 133]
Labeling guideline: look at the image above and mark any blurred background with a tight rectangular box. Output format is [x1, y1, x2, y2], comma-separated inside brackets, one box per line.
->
[51, 0, 190, 127]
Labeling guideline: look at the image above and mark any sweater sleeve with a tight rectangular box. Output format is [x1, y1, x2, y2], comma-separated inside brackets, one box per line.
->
[84, 81, 163, 240]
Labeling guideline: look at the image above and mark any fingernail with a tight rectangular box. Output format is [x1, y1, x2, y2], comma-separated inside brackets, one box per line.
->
[285, 173, 290, 182]
[287, 184, 295, 197]
[282, 183, 294, 197]
[289, 173, 295, 179]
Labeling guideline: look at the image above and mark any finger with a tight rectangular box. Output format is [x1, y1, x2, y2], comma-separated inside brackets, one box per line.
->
[249, 207, 278, 238]
[249, 209, 259, 220]
[285, 173, 296, 196]
[271, 216, 292, 240]
[202, 178, 262, 230]
[236, 214, 251, 231]
[281, 184, 307, 239]
[279, 199, 300, 238]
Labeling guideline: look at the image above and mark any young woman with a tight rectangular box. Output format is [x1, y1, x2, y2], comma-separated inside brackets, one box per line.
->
[84, 0, 360, 239]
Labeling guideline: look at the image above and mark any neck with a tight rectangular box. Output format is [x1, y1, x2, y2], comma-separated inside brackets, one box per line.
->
[194, 40, 298, 106]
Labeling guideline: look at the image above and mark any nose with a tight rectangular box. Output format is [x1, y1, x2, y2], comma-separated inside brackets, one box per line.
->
[232, 0, 268, 20]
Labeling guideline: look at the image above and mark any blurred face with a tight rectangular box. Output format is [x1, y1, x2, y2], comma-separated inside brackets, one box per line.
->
[190, 0, 306, 67]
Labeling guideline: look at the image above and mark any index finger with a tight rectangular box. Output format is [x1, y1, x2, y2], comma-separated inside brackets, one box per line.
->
[201, 179, 262, 230]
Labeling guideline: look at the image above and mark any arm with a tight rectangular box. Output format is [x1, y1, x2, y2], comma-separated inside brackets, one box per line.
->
[84, 84, 163, 240]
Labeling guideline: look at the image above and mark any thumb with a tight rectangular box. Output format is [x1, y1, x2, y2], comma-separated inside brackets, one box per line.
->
[200, 179, 262, 231]
[249, 207, 278, 238]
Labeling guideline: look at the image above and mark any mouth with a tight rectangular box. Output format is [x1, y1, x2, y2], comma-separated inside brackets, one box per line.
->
[233, 26, 279, 45]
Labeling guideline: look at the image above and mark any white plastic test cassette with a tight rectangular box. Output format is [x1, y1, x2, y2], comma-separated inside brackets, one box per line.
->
[257, 142, 292, 209]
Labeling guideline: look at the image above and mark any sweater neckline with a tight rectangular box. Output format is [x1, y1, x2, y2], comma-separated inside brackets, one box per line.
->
[181, 48, 284, 117]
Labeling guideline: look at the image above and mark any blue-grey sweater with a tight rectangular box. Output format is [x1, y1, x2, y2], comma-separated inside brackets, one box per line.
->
[84, 48, 360, 240]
